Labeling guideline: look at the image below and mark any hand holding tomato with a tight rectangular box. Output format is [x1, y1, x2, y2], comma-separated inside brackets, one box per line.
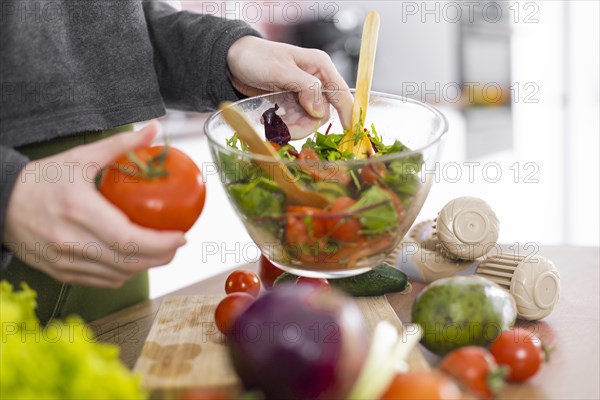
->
[99, 140, 205, 232]
[3, 121, 186, 288]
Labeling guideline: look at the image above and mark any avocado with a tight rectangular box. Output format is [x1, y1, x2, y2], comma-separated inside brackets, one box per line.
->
[412, 276, 517, 355]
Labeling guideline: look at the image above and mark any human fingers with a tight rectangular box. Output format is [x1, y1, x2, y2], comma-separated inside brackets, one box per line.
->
[72, 191, 186, 260]
[32, 258, 131, 289]
[64, 218, 180, 274]
[302, 49, 354, 129]
[75, 120, 159, 167]
[292, 49, 354, 129]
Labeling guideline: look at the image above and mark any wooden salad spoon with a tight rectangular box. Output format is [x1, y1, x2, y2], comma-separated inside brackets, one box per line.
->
[219, 102, 329, 208]
[338, 10, 381, 159]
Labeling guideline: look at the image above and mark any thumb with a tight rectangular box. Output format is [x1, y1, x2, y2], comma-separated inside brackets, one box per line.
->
[81, 120, 160, 167]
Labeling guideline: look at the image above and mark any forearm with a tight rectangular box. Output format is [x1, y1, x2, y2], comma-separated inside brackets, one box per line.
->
[142, 0, 261, 111]
[0, 146, 29, 268]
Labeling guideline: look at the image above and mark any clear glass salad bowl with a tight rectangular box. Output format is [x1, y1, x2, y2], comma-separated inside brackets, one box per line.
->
[205, 90, 448, 278]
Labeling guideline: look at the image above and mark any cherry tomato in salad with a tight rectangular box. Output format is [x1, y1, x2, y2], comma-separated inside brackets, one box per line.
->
[380, 371, 462, 400]
[100, 146, 205, 232]
[285, 206, 327, 246]
[297, 148, 351, 185]
[298, 148, 319, 160]
[214, 292, 254, 334]
[258, 255, 284, 289]
[439, 346, 503, 399]
[490, 328, 545, 382]
[325, 196, 362, 242]
[269, 142, 282, 151]
[296, 276, 331, 291]
[225, 270, 261, 297]
[362, 162, 387, 185]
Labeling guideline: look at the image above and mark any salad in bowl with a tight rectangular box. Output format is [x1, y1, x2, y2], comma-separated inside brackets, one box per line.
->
[205, 90, 448, 278]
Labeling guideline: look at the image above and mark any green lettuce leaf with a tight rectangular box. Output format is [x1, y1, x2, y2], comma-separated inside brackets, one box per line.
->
[352, 186, 399, 235]
[0, 281, 147, 400]
[383, 159, 422, 204]
[303, 132, 354, 161]
[228, 178, 285, 219]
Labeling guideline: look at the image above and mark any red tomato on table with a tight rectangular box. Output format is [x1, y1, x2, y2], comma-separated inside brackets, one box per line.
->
[440, 346, 503, 399]
[490, 328, 545, 382]
[225, 270, 261, 297]
[214, 292, 254, 334]
[258, 255, 284, 289]
[380, 371, 462, 400]
[296, 276, 331, 291]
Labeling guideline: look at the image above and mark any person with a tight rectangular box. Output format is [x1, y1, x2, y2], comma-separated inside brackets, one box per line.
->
[0, 0, 353, 324]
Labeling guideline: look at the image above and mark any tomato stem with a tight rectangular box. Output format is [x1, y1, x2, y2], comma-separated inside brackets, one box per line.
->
[487, 366, 508, 395]
[542, 343, 554, 363]
[118, 146, 170, 180]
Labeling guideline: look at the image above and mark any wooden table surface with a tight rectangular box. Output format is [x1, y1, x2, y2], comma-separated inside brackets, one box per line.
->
[91, 245, 600, 399]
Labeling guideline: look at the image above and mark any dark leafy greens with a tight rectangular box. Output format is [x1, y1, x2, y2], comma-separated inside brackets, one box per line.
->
[263, 104, 291, 145]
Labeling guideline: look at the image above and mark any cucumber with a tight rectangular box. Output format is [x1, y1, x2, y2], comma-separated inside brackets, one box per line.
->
[273, 263, 409, 297]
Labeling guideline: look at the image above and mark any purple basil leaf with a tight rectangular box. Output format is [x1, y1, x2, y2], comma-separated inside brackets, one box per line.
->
[263, 104, 291, 145]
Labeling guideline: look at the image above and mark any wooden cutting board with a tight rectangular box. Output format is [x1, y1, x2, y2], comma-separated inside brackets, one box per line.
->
[134, 295, 429, 391]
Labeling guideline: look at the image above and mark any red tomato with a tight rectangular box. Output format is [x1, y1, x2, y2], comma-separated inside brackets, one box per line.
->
[380, 371, 463, 400]
[269, 142, 282, 151]
[297, 148, 351, 185]
[362, 162, 387, 185]
[178, 388, 230, 400]
[490, 328, 545, 382]
[285, 206, 327, 246]
[296, 276, 331, 291]
[298, 148, 319, 160]
[258, 255, 284, 289]
[214, 292, 254, 334]
[225, 270, 261, 297]
[100, 146, 205, 232]
[325, 196, 362, 242]
[439, 346, 502, 399]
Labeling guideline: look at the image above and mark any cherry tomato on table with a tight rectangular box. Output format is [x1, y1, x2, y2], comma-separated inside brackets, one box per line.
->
[380, 371, 463, 400]
[225, 270, 261, 297]
[178, 388, 231, 400]
[100, 146, 205, 232]
[214, 292, 254, 335]
[439, 346, 504, 399]
[258, 255, 284, 289]
[296, 276, 331, 291]
[490, 328, 545, 382]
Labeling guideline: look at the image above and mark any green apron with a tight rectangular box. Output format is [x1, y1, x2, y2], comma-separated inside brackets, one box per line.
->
[1, 126, 149, 324]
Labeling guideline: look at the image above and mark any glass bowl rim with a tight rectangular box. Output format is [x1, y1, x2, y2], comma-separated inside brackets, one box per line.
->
[204, 89, 449, 167]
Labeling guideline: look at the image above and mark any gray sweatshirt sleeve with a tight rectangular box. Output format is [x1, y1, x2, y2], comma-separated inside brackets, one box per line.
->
[142, 1, 262, 112]
[1, 146, 28, 268]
